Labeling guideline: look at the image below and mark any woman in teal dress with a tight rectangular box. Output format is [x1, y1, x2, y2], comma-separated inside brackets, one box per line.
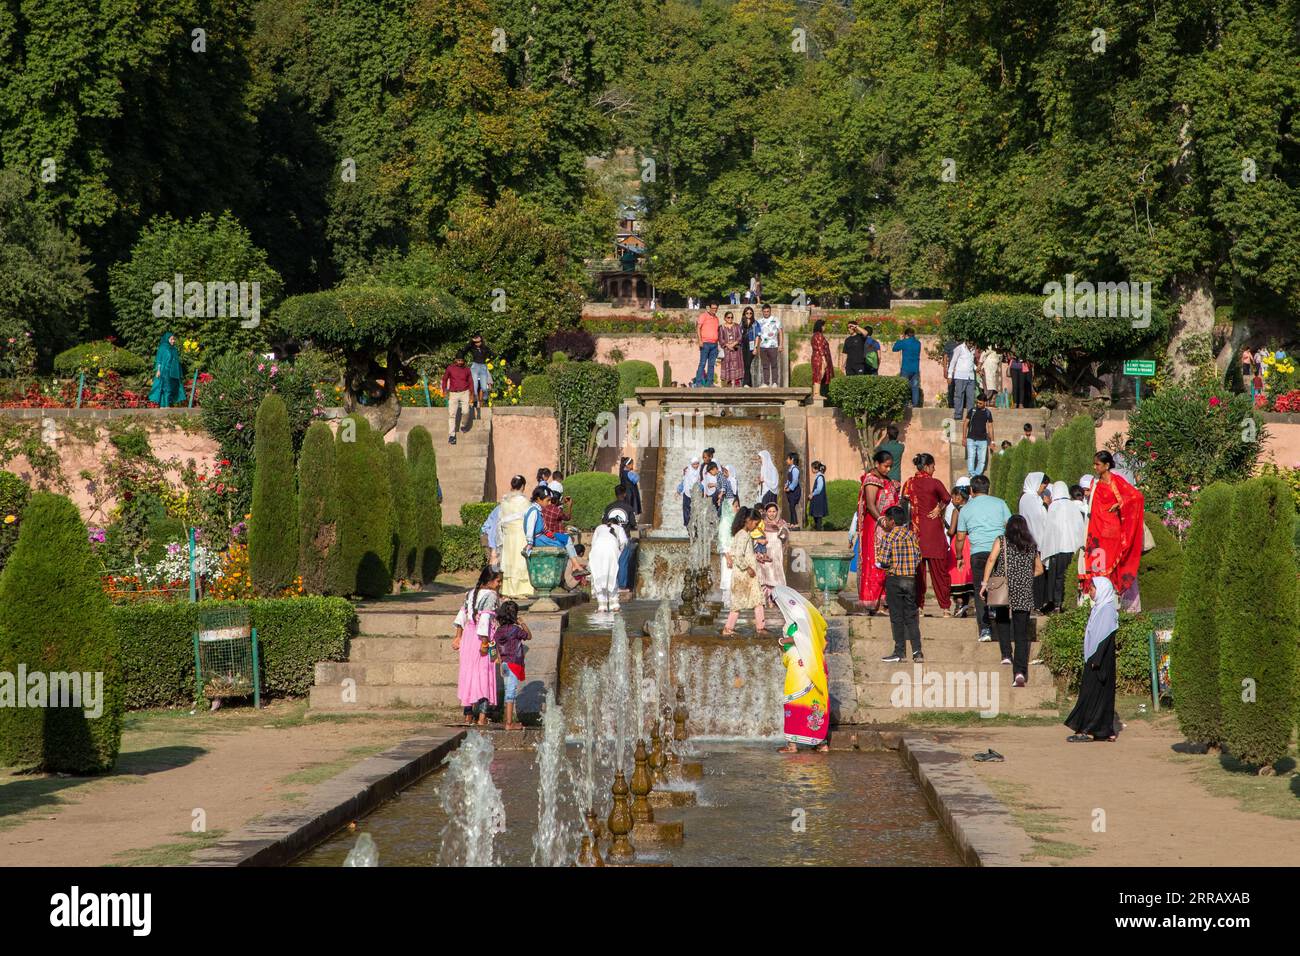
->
[148, 332, 186, 407]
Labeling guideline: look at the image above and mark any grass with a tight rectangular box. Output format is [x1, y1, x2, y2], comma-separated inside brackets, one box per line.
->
[1171, 748, 1300, 821]
[111, 829, 228, 867]
[986, 779, 1093, 863]
[280, 745, 390, 787]
[902, 711, 1062, 728]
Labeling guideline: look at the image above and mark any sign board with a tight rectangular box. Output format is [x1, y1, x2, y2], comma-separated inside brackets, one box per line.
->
[1123, 359, 1156, 377]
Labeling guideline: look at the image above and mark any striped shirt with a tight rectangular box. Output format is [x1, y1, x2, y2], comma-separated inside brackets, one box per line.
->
[875, 525, 922, 578]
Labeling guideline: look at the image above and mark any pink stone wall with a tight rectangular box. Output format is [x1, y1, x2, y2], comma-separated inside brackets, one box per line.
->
[486, 406, 559, 498]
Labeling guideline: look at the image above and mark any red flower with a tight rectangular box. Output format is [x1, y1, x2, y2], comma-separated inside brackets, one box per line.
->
[1208, 396, 1222, 408]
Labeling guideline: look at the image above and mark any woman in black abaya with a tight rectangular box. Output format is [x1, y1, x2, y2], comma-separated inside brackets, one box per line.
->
[1065, 576, 1119, 742]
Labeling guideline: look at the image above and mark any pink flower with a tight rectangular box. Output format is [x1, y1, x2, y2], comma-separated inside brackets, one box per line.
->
[1209, 396, 1222, 408]
[235, 422, 244, 430]
[1190, 485, 1200, 492]
[257, 363, 265, 372]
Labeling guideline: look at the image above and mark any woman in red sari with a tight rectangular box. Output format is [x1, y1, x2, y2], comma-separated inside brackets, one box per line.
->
[856, 448, 899, 612]
[810, 320, 835, 398]
[1085, 450, 1144, 595]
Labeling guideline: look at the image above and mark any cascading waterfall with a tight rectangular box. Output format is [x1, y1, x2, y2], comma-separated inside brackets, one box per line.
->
[650, 599, 673, 715]
[606, 615, 632, 773]
[436, 731, 505, 866]
[531, 690, 583, 867]
[577, 667, 602, 813]
[631, 634, 647, 742]
[687, 483, 718, 571]
[672, 644, 785, 738]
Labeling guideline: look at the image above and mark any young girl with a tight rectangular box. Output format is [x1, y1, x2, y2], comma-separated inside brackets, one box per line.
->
[494, 601, 531, 730]
[808, 461, 828, 530]
[946, 487, 974, 617]
[453, 566, 501, 725]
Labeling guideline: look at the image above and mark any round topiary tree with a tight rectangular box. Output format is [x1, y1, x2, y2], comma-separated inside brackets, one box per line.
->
[789, 363, 813, 388]
[825, 479, 860, 530]
[616, 359, 659, 401]
[0, 493, 124, 773]
[276, 285, 467, 436]
[520, 373, 555, 407]
[1216, 476, 1298, 768]
[297, 421, 343, 595]
[827, 376, 911, 451]
[407, 426, 442, 583]
[564, 471, 620, 529]
[384, 442, 417, 582]
[334, 415, 394, 597]
[53, 341, 149, 377]
[248, 393, 298, 594]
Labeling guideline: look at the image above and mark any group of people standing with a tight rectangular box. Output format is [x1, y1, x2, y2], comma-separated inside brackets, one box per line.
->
[694, 302, 785, 387]
[852, 437, 1143, 738]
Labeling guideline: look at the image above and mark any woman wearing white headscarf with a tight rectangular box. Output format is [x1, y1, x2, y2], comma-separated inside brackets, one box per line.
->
[1065, 576, 1120, 742]
[678, 456, 701, 526]
[1018, 471, 1049, 608]
[756, 450, 780, 506]
[1041, 481, 1086, 613]
[589, 514, 628, 612]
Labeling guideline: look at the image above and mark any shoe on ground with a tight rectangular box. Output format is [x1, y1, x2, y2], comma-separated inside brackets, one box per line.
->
[448, 435, 456, 445]
[880, 652, 905, 663]
[1014, 673, 1026, 687]
[978, 630, 993, 642]
[912, 651, 924, 663]
[1001, 657, 1012, 665]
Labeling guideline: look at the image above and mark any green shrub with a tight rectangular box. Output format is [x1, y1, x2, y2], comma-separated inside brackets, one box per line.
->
[826, 376, 911, 442]
[616, 359, 659, 400]
[998, 439, 1029, 505]
[248, 393, 298, 594]
[438, 524, 486, 573]
[383, 442, 417, 582]
[0, 493, 123, 773]
[1025, 436, 1050, 481]
[662, 359, 672, 387]
[1038, 604, 1154, 695]
[521, 373, 555, 407]
[459, 501, 497, 529]
[108, 211, 283, 359]
[335, 416, 394, 597]
[1217, 476, 1298, 767]
[824, 479, 860, 531]
[407, 426, 442, 582]
[1172, 483, 1234, 745]
[53, 340, 148, 377]
[1138, 513, 1183, 611]
[789, 363, 813, 388]
[297, 422, 343, 595]
[551, 362, 621, 474]
[563, 471, 620, 529]
[110, 597, 354, 708]
[0, 470, 31, 574]
[1126, 383, 1263, 500]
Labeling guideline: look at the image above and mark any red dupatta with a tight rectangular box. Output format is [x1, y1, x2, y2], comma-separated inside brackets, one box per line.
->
[811, 332, 835, 385]
[1085, 472, 1144, 593]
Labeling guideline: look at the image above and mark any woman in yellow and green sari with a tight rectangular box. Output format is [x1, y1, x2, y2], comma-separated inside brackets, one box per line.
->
[771, 585, 830, 753]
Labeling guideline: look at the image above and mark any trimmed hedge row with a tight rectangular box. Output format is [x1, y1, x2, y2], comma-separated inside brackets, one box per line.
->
[437, 525, 486, 573]
[111, 597, 355, 709]
[1038, 604, 1154, 695]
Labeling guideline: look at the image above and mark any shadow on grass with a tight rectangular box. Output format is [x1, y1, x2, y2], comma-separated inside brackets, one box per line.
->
[1217, 753, 1297, 776]
[0, 745, 205, 822]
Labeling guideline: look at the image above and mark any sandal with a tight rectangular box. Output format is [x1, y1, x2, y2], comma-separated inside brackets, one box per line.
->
[972, 749, 1004, 762]
[721, 629, 736, 637]
[776, 744, 798, 753]
[1066, 734, 1092, 743]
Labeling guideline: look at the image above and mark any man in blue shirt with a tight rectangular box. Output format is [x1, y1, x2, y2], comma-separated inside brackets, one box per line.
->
[892, 327, 923, 407]
[952, 473, 1011, 642]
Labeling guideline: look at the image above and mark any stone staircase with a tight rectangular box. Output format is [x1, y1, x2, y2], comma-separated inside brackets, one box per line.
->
[387, 406, 491, 525]
[848, 614, 1059, 721]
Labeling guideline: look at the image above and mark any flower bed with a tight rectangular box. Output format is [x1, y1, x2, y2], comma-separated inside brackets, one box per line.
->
[0, 370, 213, 409]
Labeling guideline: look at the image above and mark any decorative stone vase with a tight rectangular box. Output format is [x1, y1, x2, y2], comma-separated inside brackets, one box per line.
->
[526, 546, 568, 611]
[810, 547, 853, 617]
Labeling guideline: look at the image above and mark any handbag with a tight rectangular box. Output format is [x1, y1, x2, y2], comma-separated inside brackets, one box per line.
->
[984, 537, 1011, 607]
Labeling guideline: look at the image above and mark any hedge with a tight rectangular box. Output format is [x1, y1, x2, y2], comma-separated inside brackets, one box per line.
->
[0, 493, 124, 773]
[110, 597, 355, 709]
[407, 426, 442, 582]
[826, 375, 911, 426]
[825, 479, 860, 531]
[521, 373, 555, 407]
[335, 416, 393, 597]
[1038, 604, 1154, 695]
[790, 363, 813, 388]
[1217, 476, 1298, 767]
[297, 422, 344, 595]
[1173, 483, 1234, 745]
[438, 524, 486, 573]
[1138, 513, 1183, 611]
[616, 359, 659, 401]
[53, 340, 148, 376]
[460, 501, 497, 529]
[249, 393, 298, 594]
[384, 442, 417, 582]
[564, 471, 620, 529]
[0, 469, 31, 574]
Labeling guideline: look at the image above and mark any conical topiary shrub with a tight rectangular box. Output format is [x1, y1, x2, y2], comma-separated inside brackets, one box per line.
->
[335, 415, 394, 597]
[384, 442, 417, 582]
[1173, 483, 1234, 746]
[408, 426, 442, 583]
[248, 392, 298, 594]
[1217, 476, 1298, 768]
[0, 493, 123, 772]
[297, 421, 344, 595]
[1067, 416, 1097, 487]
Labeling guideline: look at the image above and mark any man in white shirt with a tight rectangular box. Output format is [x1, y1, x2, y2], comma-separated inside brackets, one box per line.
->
[947, 340, 978, 423]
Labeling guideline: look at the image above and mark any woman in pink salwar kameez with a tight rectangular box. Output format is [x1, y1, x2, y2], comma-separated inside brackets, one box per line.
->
[454, 567, 501, 725]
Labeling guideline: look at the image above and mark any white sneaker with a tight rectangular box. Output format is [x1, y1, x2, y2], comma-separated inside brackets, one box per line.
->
[597, 599, 609, 612]
[610, 601, 621, 612]
[1000, 658, 1012, 665]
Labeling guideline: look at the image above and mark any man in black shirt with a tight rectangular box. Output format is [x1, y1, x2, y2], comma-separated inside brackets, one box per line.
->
[460, 333, 494, 408]
[961, 393, 995, 477]
[843, 322, 868, 375]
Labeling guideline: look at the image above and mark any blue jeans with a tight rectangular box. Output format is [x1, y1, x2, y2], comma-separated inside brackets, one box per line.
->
[534, 532, 577, 559]
[952, 378, 976, 422]
[501, 663, 520, 703]
[966, 438, 988, 476]
[902, 371, 920, 407]
[694, 342, 719, 386]
[617, 540, 638, 589]
[470, 363, 491, 399]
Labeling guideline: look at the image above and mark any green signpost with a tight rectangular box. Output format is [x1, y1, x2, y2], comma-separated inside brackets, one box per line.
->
[1123, 359, 1156, 405]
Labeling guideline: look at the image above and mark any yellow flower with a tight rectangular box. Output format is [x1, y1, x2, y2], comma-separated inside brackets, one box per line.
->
[3, 515, 15, 524]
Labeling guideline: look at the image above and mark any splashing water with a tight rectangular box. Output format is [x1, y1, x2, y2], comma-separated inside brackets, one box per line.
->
[687, 483, 718, 572]
[577, 667, 602, 812]
[436, 731, 505, 866]
[342, 832, 378, 867]
[606, 615, 632, 773]
[531, 691, 583, 867]
[672, 644, 784, 738]
[650, 599, 673, 715]
[631, 633, 647, 742]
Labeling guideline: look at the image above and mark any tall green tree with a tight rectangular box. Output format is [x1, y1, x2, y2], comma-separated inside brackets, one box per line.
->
[334, 415, 394, 597]
[248, 393, 298, 593]
[296, 421, 343, 595]
[407, 425, 442, 583]
[384, 441, 417, 582]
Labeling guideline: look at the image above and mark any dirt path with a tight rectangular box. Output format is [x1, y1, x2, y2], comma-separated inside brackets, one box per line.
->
[945, 715, 1300, 865]
[0, 702, 446, 866]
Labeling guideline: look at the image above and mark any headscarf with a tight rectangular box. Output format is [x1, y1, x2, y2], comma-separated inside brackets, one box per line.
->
[1042, 481, 1085, 556]
[758, 450, 779, 497]
[720, 465, 738, 499]
[1083, 577, 1119, 662]
[953, 474, 971, 489]
[1018, 471, 1048, 553]
[153, 331, 181, 380]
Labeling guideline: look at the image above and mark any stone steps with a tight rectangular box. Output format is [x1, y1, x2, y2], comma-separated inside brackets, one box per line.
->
[854, 671, 1058, 715]
[428, 407, 491, 524]
[355, 609, 458, 637]
[315, 660, 460, 686]
[349, 636, 460, 663]
[309, 683, 462, 711]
